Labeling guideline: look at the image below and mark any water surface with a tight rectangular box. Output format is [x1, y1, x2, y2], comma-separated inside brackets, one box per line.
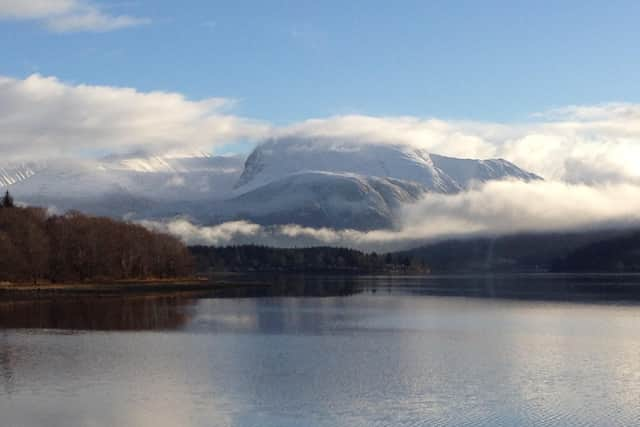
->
[2, 274, 640, 427]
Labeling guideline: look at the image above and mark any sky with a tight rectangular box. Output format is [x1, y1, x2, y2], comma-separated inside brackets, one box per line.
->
[1, 0, 639, 125]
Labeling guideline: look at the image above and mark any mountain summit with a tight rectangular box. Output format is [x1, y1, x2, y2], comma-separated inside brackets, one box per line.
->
[236, 137, 540, 194]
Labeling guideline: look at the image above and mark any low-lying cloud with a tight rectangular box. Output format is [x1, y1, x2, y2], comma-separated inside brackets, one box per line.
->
[401, 180, 640, 237]
[142, 180, 640, 251]
[0, 0, 148, 32]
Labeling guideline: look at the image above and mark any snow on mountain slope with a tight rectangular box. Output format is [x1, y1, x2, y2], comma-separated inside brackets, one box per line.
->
[217, 171, 426, 229]
[0, 161, 46, 187]
[429, 153, 540, 188]
[2, 159, 123, 198]
[103, 154, 245, 201]
[235, 137, 541, 194]
[1, 154, 245, 215]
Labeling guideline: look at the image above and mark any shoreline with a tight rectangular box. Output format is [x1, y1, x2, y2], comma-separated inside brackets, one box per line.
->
[0, 277, 269, 298]
[0, 271, 428, 298]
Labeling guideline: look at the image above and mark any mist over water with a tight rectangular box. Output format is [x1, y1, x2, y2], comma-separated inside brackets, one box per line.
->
[2, 275, 640, 427]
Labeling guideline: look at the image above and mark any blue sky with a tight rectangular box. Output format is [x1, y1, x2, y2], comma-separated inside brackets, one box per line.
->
[1, 0, 639, 125]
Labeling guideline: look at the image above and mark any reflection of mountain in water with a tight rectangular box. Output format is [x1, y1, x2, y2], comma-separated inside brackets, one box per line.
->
[0, 296, 193, 331]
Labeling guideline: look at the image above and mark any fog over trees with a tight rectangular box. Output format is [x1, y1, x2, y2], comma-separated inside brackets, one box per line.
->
[0, 192, 193, 283]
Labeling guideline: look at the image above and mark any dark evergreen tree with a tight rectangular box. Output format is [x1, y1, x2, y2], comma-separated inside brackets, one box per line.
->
[1, 190, 14, 208]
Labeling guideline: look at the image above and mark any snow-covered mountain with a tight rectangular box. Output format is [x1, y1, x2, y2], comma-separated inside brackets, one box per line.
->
[1, 138, 541, 230]
[220, 137, 540, 229]
[235, 137, 540, 193]
[1, 154, 245, 216]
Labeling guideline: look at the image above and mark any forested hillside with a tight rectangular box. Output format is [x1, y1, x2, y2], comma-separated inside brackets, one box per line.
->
[398, 231, 623, 273]
[552, 231, 640, 272]
[0, 192, 193, 283]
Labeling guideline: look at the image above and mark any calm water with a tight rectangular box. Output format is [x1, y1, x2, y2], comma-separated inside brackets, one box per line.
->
[2, 275, 640, 427]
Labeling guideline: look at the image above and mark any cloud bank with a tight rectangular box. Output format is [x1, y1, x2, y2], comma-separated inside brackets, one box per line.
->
[142, 180, 640, 251]
[0, 74, 269, 160]
[0, 0, 148, 32]
[275, 106, 640, 185]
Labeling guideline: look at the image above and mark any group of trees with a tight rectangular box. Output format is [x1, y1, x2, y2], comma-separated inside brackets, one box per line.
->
[190, 245, 428, 274]
[0, 192, 193, 283]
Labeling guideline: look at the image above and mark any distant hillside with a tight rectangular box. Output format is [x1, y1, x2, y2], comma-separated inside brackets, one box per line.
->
[399, 231, 625, 273]
[552, 231, 640, 272]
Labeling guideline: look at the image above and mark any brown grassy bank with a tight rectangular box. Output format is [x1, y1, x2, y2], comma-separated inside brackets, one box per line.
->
[0, 276, 269, 298]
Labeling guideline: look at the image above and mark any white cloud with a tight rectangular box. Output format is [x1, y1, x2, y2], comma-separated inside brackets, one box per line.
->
[275, 105, 640, 185]
[0, 0, 148, 32]
[276, 115, 499, 160]
[143, 180, 640, 251]
[400, 180, 640, 237]
[44, 8, 149, 32]
[162, 220, 263, 246]
[0, 0, 75, 17]
[141, 218, 400, 251]
[0, 74, 269, 160]
[533, 103, 640, 121]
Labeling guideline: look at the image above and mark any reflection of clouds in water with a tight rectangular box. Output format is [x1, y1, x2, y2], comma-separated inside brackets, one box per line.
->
[0, 332, 236, 427]
[193, 313, 259, 329]
[3, 293, 640, 426]
[489, 303, 640, 426]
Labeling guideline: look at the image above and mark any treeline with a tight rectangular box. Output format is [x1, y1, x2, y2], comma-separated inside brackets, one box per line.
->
[0, 195, 193, 283]
[552, 231, 640, 272]
[190, 245, 429, 274]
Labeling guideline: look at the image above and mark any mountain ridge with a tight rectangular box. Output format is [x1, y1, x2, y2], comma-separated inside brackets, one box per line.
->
[235, 137, 540, 194]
